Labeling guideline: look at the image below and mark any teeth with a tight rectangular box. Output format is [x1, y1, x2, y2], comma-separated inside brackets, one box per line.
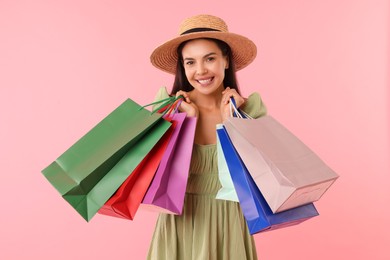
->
[198, 78, 212, 84]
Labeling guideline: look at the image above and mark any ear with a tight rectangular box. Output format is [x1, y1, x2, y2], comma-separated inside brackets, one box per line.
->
[225, 56, 229, 69]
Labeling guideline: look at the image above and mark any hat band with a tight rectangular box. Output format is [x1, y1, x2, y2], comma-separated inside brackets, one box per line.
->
[180, 27, 221, 35]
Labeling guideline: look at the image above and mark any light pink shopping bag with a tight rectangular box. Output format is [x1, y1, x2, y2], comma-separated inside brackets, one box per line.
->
[224, 115, 339, 213]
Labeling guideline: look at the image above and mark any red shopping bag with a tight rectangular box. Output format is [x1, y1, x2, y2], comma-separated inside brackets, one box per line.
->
[98, 123, 174, 220]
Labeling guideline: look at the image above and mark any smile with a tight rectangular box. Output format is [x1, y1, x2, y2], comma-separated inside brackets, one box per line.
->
[196, 77, 214, 85]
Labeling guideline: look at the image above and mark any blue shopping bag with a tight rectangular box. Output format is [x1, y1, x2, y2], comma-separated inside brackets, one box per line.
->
[216, 124, 319, 234]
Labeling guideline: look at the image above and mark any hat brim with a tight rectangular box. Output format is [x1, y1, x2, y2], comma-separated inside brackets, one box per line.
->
[150, 31, 257, 74]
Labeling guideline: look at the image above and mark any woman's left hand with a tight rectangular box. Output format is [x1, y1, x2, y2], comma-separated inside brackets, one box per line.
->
[220, 87, 245, 121]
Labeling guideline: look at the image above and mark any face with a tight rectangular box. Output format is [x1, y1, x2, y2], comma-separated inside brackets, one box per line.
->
[181, 38, 229, 95]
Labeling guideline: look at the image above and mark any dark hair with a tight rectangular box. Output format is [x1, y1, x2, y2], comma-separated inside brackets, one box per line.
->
[170, 38, 240, 95]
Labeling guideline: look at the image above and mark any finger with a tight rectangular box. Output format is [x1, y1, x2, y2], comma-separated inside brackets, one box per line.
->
[176, 91, 186, 99]
[176, 91, 191, 103]
[222, 88, 238, 98]
[225, 93, 243, 105]
[222, 95, 232, 105]
[176, 91, 185, 98]
[222, 91, 237, 104]
[222, 86, 231, 94]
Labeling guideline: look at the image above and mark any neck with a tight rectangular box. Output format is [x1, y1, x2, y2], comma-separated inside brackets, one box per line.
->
[190, 87, 224, 109]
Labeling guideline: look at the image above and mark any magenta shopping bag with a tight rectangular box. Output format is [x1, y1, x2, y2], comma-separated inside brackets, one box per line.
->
[142, 113, 197, 214]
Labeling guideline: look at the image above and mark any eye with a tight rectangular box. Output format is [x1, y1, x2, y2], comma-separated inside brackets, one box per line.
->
[184, 60, 194, 66]
[206, 56, 215, 62]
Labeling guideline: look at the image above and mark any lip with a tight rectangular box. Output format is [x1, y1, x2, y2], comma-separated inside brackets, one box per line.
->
[196, 77, 214, 86]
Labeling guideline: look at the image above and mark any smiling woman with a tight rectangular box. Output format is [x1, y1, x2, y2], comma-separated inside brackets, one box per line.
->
[174, 38, 237, 94]
[181, 39, 230, 93]
[0, 0, 388, 259]
[146, 14, 267, 260]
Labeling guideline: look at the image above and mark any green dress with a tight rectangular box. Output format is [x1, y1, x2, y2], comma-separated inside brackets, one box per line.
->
[147, 87, 267, 260]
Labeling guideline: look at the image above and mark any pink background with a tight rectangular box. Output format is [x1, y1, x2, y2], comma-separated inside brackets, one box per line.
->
[1, 0, 389, 259]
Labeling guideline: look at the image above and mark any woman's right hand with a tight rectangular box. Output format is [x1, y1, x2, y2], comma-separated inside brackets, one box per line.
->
[175, 90, 199, 118]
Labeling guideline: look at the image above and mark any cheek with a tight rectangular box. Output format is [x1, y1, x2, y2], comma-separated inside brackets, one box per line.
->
[215, 60, 227, 73]
[184, 68, 194, 80]
[217, 64, 226, 77]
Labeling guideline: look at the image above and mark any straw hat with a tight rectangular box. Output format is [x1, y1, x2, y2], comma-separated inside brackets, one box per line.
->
[150, 14, 257, 74]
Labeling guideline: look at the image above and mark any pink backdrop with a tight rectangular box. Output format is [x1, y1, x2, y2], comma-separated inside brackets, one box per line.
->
[1, 0, 389, 259]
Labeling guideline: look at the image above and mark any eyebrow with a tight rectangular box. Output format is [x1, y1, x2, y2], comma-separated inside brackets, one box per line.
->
[183, 52, 217, 61]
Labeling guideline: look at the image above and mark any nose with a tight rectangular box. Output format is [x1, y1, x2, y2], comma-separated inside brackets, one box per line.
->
[196, 63, 207, 75]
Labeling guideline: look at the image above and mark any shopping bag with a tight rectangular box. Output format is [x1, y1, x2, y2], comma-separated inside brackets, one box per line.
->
[217, 125, 319, 234]
[215, 132, 239, 202]
[98, 95, 185, 220]
[98, 121, 175, 220]
[142, 113, 197, 214]
[42, 98, 171, 221]
[223, 111, 339, 213]
[215, 100, 249, 202]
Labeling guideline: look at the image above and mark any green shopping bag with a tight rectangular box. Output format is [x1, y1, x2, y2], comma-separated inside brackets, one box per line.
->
[42, 98, 171, 221]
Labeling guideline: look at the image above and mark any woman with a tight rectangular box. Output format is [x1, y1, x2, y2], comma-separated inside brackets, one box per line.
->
[147, 14, 267, 260]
